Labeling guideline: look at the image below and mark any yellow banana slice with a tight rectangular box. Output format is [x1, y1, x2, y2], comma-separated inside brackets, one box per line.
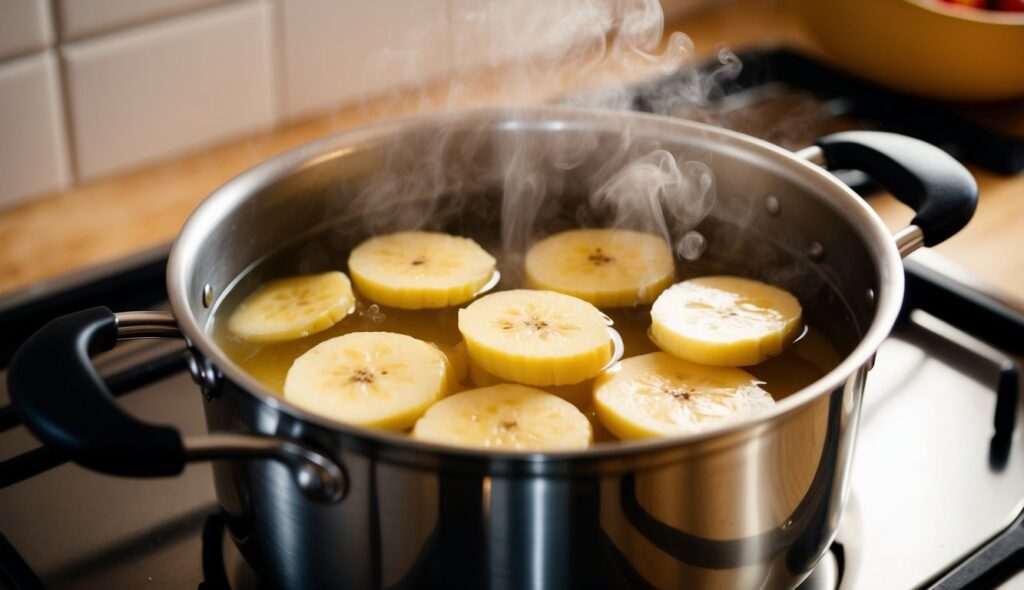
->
[347, 231, 496, 309]
[594, 352, 774, 439]
[650, 276, 802, 366]
[227, 271, 355, 343]
[466, 357, 592, 407]
[468, 355, 505, 388]
[412, 384, 592, 450]
[458, 289, 614, 386]
[524, 228, 675, 308]
[283, 332, 449, 430]
[432, 341, 469, 383]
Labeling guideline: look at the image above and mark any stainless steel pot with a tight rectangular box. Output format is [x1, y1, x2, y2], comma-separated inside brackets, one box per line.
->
[8, 108, 977, 589]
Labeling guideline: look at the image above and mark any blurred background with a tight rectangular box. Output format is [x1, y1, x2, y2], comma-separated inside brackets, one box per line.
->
[0, 0, 1022, 299]
[0, 0, 725, 204]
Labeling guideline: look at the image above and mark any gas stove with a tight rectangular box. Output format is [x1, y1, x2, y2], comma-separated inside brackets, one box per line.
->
[1, 49, 1023, 589]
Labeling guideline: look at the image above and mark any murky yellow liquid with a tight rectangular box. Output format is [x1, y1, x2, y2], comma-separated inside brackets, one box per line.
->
[213, 288, 841, 443]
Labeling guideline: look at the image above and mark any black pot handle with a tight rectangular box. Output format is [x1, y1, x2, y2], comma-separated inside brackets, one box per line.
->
[813, 131, 978, 249]
[9, 307, 184, 476]
[7, 307, 345, 501]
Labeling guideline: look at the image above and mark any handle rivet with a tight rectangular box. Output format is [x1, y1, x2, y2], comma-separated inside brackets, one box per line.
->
[202, 285, 214, 308]
[187, 349, 221, 400]
[807, 241, 825, 261]
[865, 288, 876, 309]
[764, 195, 781, 216]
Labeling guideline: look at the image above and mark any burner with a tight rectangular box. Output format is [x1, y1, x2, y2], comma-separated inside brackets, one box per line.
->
[629, 49, 1024, 174]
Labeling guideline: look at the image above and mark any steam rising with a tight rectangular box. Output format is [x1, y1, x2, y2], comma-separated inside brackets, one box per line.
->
[347, 0, 733, 288]
[588, 150, 714, 259]
[612, 0, 694, 75]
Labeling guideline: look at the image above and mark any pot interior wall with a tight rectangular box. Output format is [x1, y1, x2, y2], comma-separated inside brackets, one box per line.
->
[183, 113, 878, 370]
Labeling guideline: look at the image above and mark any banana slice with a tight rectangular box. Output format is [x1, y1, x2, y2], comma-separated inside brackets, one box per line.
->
[468, 355, 505, 388]
[594, 352, 774, 439]
[467, 357, 591, 407]
[347, 231, 496, 309]
[227, 271, 355, 343]
[473, 352, 594, 399]
[433, 341, 469, 383]
[650, 276, 802, 366]
[283, 332, 449, 430]
[458, 289, 614, 386]
[524, 228, 675, 308]
[412, 384, 592, 450]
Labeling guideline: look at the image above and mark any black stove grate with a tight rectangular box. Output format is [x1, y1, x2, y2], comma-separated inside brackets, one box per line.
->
[629, 49, 1024, 174]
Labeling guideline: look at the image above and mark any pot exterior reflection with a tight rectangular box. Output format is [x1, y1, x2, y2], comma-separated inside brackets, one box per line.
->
[203, 366, 864, 589]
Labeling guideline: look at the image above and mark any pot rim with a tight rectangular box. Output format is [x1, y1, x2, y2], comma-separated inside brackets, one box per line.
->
[166, 106, 903, 463]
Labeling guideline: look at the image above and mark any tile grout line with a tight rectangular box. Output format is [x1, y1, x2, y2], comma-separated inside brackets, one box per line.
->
[48, 0, 81, 186]
[58, 0, 249, 45]
[446, 0, 455, 84]
[269, 0, 289, 126]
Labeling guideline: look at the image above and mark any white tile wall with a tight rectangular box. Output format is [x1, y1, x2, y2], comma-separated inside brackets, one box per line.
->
[62, 0, 277, 181]
[0, 52, 71, 210]
[279, 0, 449, 121]
[57, 0, 227, 41]
[0, 0, 644, 207]
[0, 0, 53, 60]
[449, 0, 614, 75]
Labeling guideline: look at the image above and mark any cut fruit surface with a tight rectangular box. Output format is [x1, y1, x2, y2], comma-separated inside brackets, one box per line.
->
[227, 271, 355, 343]
[347, 231, 496, 309]
[468, 355, 505, 388]
[458, 289, 614, 386]
[650, 276, 802, 366]
[412, 384, 592, 450]
[594, 352, 774, 439]
[466, 358, 593, 407]
[524, 228, 675, 308]
[432, 341, 469, 384]
[283, 331, 448, 430]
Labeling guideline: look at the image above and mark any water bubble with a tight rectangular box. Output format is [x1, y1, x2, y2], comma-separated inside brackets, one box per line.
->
[358, 302, 387, 324]
[368, 304, 386, 324]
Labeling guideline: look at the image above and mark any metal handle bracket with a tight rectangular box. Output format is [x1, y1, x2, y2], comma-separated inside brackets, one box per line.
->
[184, 433, 346, 502]
[8, 307, 346, 503]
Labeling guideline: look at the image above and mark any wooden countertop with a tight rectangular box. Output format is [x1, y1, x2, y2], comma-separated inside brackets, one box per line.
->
[1, 0, 1021, 301]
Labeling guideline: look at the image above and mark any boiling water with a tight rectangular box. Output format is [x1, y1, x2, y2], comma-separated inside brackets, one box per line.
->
[212, 256, 842, 444]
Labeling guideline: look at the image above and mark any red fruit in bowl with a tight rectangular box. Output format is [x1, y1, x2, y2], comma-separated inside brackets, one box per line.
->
[993, 0, 1024, 11]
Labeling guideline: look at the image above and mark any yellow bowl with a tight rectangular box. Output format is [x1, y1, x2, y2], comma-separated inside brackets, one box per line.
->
[795, 0, 1024, 101]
